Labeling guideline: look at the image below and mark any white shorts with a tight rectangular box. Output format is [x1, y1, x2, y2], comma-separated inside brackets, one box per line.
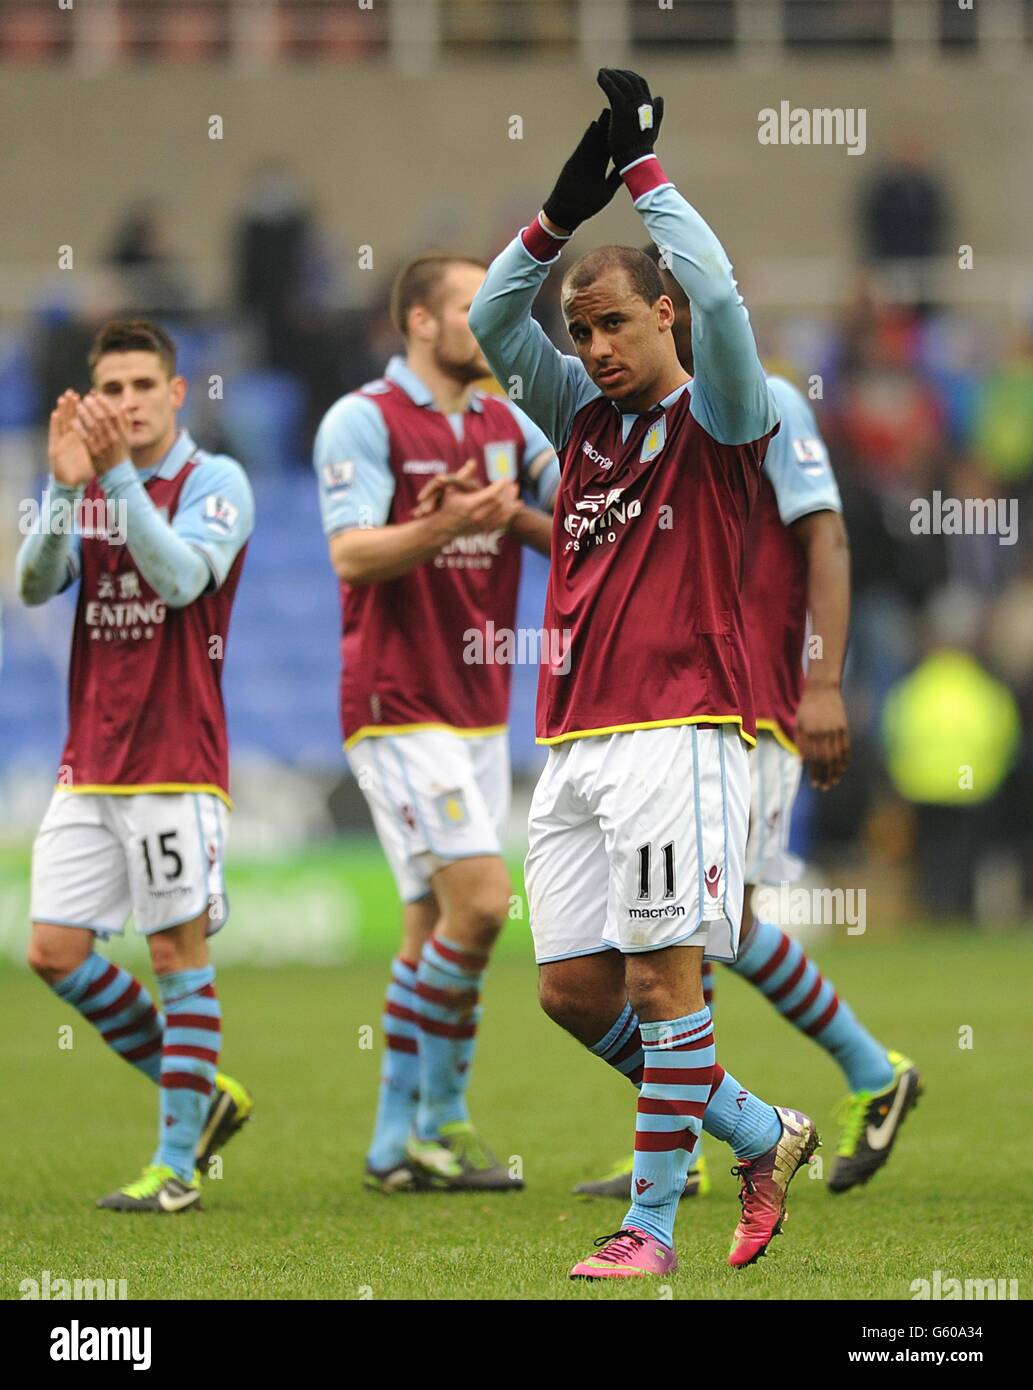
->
[744, 732, 804, 887]
[31, 791, 229, 938]
[525, 726, 749, 964]
[346, 729, 511, 903]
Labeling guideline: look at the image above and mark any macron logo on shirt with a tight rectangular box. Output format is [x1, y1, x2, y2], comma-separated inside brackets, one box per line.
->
[402, 460, 448, 475]
[582, 440, 614, 470]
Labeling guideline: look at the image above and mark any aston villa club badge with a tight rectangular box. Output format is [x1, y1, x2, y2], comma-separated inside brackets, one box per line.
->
[639, 415, 667, 462]
[435, 788, 470, 828]
[484, 440, 517, 482]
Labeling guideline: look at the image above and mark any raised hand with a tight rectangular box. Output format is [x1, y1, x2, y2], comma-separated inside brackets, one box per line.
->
[72, 392, 131, 477]
[596, 68, 664, 171]
[47, 391, 94, 488]
[541, 110, 624, 236]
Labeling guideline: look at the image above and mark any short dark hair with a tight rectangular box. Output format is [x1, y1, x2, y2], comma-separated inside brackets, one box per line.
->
[561, 245, 664, 313]
[390, 254, 487, 337]
[88, 319, 177, 378]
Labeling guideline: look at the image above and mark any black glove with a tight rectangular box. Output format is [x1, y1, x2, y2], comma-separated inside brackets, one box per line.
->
[596, 68, 664, 171]
[542, 110, 623, 234]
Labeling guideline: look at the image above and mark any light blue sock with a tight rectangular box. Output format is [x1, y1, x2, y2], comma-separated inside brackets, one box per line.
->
[589, 1001, 644, 1085]
[703, 1065, 781, 1161]
[53, 953, 164, 1082]
[155, 966, 220, 1181]
[413, 936, 486, 1140]
[622, 1009, 715, 1248]
[732, 918, 894, 1093]
[368, 956, 421, 1170]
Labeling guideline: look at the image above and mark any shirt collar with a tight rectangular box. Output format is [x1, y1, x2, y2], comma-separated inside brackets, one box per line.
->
[612, 377, 692, 422]
[138, 429, 197, 483]
[385, 355, 484, 414]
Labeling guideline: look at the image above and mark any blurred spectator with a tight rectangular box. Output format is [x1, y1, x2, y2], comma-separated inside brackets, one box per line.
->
[106, 200, 193, 318]
[232, 164, 360, 442]
[233, 161, 313, 371]
[987, 555, 1033, 909]
[972, 335, 1033, 486]
[882, 586, 1021, 917]
[859, 134, 952, 306]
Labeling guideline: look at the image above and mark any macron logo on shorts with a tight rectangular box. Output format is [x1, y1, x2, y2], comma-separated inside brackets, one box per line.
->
[704, 866, 723, 899]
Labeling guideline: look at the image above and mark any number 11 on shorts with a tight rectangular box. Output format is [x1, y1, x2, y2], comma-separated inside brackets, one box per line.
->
[637, 840, 676, 900]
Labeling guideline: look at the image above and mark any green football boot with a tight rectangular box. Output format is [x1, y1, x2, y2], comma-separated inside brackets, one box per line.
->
[407, 1123, 523, 1191]
[828, 1051, 922, 1193]
[196, 1072, 254, 1176]
[97, 1163, 202, 1213]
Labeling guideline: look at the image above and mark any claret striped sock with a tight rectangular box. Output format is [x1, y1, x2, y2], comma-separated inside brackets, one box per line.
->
[155, 966, 221, 1181]
[732, 918, 893, 1093]
[622, 1007, 716, 1247]
[413, 935, 485, 1140]
[52, 953, 164, 1082]
[367, 956, 421, 1170]
[590, 1000, 644, 1086]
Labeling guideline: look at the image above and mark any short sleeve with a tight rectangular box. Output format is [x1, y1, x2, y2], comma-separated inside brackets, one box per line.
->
[763, 376, 842, 525]
[313, 394, 394, 536]
[173, 455, 256, 589]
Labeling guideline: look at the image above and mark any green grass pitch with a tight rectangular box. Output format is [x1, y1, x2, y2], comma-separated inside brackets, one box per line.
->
[1, 852, 1031, 1300]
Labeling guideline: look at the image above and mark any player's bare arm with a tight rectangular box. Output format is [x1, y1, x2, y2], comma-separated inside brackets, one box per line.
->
[504, 506, 552, 556]
[792, 508, 851, 790]
[329, 474, 519, 586]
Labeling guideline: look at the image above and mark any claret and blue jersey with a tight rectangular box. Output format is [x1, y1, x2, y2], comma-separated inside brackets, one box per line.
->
[313, 355, 560, 747]
[60, 430, 254, 804]
[468, 153, 781, 747]
[746, 375, 843, 752]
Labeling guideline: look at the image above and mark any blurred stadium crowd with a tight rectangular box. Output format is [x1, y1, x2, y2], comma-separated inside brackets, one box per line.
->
[0, 0, 1017, 63]
[2, 1, 1031, 927]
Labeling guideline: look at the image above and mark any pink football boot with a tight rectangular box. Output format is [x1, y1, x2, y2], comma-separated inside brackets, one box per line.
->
[728, 1106, 820, 1268]
[570, 1227, 678, 1280]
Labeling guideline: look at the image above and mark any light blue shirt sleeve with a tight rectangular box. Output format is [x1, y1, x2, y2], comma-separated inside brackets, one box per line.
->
[502, 399, 561, 509]
[172, 454, 256, 588]
[763, 377, 842, 524]
[632, 180, 778, 447]
[64, 529, 82, 588]
[468, 234, 601, 453]
[15, 481, 82, 604]
[313, 394, 394, 535]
